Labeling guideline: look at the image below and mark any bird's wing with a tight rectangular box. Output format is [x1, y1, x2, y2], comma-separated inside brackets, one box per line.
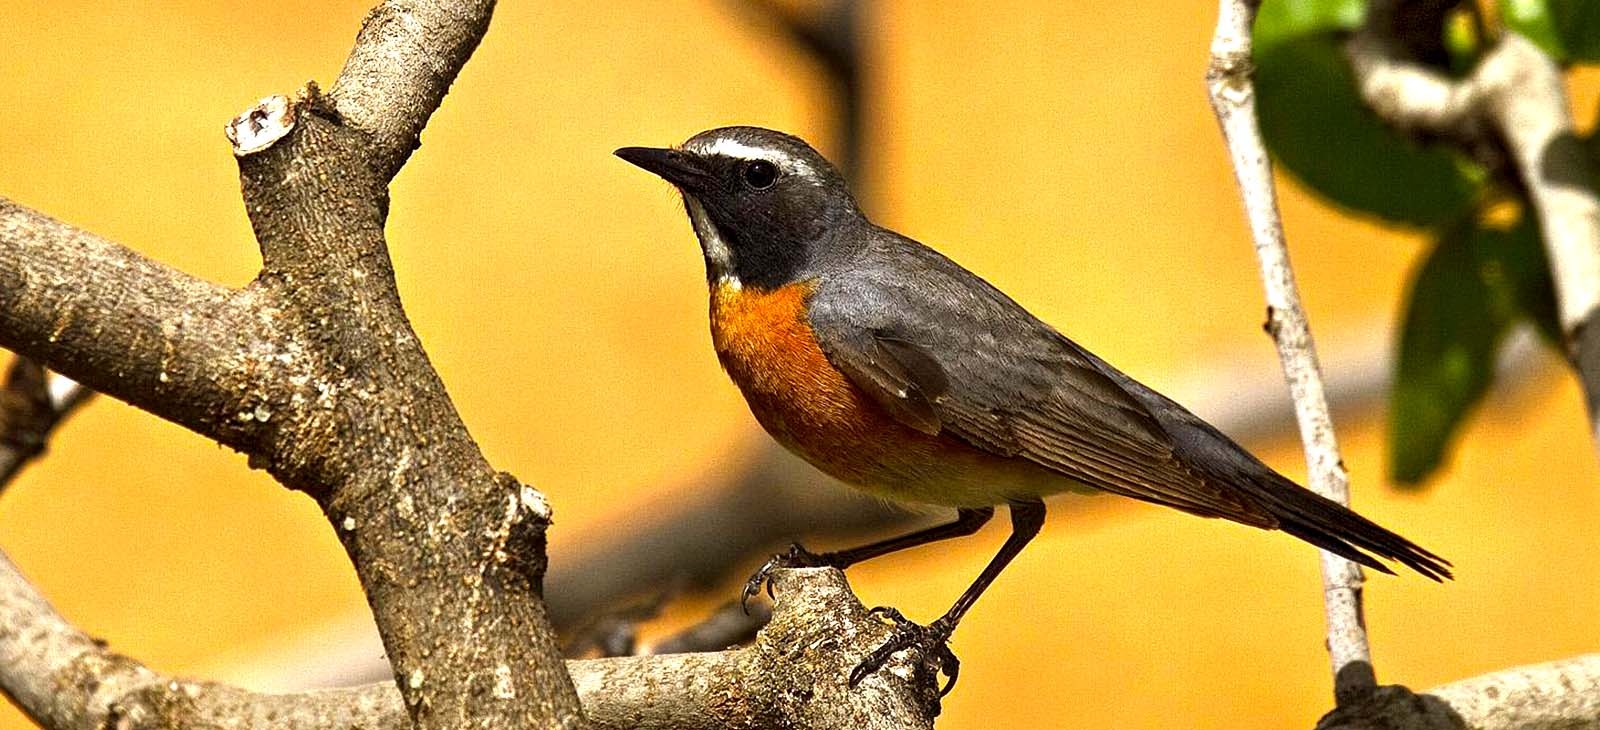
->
[807, 250, 1276, 527]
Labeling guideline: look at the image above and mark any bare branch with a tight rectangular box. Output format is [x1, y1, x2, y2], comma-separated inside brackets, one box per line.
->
[642, 601, 772, 656]
[0, 359, 93, 491]
[0, 545, 413, 729]
[1206, 0, 1375, 703]
[0, 199, 284, 454]
[330, 0, 498, 181]
[1426, 654, 1600, 728]
[1348, 2, 1600, 456]
[1319, 654, 1600, 729]
[0, 544, 939, 729]
[2, 0, 590, 723]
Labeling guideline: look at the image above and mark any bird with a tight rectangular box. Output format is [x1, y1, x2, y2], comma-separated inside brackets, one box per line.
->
[615, 126, 1450, 692]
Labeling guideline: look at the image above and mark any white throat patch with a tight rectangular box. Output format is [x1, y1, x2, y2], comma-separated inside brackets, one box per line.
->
[683, 196, 740, 289]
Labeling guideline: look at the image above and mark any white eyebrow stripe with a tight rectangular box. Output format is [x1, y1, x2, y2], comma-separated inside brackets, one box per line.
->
[689, 137, 816, 176]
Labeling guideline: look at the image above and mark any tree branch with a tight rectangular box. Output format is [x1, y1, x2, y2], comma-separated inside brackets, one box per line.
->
[1348, 0, 1600, 457]
[0, 543, 939, 729]
[0, 200, 283, 455]
[1423, 654, 1600, 729]
[0, 0, 593, 725]
[0, 359, 92, 492]
[1206, 0, 1376, 704]
[1319, 654, 1600, 729]
[228, 85, 580, 728]
[330, 0, 498, 182]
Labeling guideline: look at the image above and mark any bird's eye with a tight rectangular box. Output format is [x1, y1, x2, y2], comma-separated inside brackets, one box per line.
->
[742, 160, 778, 189]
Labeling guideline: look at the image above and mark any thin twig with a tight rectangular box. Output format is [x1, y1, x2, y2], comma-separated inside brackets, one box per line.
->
[0, 359, 93, 491]
[644, 601, 772, 656]
[1206, 0, 1375, 703]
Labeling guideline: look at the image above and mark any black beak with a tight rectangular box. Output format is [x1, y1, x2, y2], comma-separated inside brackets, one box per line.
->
[615, 146, 709, 189]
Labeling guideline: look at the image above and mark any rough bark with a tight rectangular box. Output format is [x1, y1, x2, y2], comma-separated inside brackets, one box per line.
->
[0, 0, 590, 724]
[0, 545, 938, 729]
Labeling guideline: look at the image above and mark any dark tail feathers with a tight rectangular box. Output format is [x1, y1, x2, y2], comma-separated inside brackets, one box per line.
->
[1248, 472, 1452, 581]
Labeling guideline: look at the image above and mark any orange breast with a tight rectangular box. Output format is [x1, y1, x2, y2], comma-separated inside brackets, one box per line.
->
[708, 279, 1011, 502]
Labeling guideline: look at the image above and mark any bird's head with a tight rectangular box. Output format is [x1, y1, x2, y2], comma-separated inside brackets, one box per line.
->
[616, 126, 863, 290]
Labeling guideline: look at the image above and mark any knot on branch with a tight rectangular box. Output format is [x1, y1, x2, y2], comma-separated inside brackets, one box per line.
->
[1317, 681, 1466, 730]
[741, 568, 944, 727]
[483, 472, 554, 582]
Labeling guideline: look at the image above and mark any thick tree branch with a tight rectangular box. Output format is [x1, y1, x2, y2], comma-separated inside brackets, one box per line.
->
[1319, 654, 1600, 729]
[0, 546, 939, 729]
[0, 0, 592, 725]
[0, 200, 287, 455]
[223, 87, 581, 727]
[1207, 0, 1375, 704]
[1348, 1, 1600, 456]
[330, 0, 497, 182]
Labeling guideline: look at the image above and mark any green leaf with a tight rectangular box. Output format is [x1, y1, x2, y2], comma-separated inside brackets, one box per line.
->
[1550, 0, 1600, 61]
[1390, 225, 1506, 485]
[1256, 33, 1483, 226]
[1444, 6, 1484, 73]
[1389, 212, 1556, 485]
[1483, 211, 1562, 343]
[1501, 0, 1571, 60]
[1255, 0, 1365, 50]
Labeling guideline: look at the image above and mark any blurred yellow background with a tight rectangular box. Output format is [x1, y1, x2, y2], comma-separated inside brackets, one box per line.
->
[2, 1, 1597, 727]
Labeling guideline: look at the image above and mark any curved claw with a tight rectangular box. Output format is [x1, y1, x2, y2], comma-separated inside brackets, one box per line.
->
[739, 563, 773, 615]
[739, 543, 828, 614]
[848, 617, 961, 695]
[866, 605, 910, 624]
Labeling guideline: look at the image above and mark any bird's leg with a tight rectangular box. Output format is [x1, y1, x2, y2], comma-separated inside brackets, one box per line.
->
[849, 499, 1046, 695]
[740, 506, 995, 612]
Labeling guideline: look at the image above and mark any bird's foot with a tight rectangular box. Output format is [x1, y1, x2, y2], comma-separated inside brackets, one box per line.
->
[850, 607, 960, 696]
[740, 543, 829, 614]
